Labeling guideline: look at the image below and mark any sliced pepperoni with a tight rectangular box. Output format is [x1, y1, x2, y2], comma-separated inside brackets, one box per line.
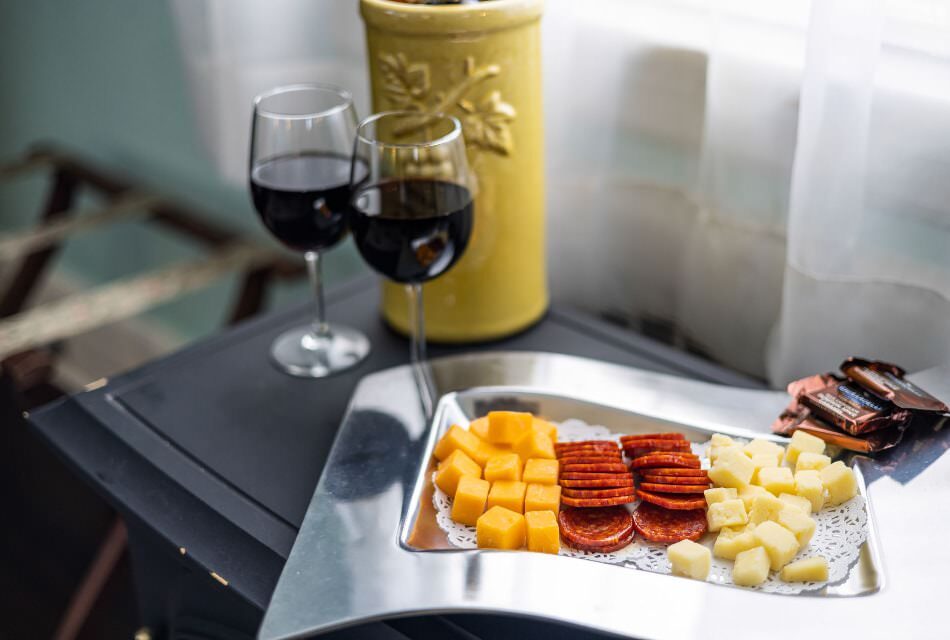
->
[560, 472, 632, 481]
[558, 506, 634, 550]
[561, 493, 636, 508]
[556, 440, 620, 450]
[555, 447, 622, 458]
[622, 438, 692, 449]
[620, 433, 687, 442]
[630, 454, 701, 470]
[561, 486, 638, 498]
[564, 527, 635, 553]
[630, 450, 699, 460]
[641, 474, 710, 485]
[623, 441, 693, 456]
[632, 502, 707, 543]
[558, 456, 623, 466]
[561, 463, 628, 473]
[560, 477, 635, 488]
[557, 449, 623, 461]
[636, 489, 707, 510]
[639, 482, 710, 494]
[645, 468, 709, 477]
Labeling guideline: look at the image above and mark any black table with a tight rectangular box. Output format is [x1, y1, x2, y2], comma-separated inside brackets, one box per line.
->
[30, 277, 759, 640]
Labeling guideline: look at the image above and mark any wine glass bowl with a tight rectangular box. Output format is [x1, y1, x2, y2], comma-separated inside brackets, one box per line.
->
[249, 83, 371, 378]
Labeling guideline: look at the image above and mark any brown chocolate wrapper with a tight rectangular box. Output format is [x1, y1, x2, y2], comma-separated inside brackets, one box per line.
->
[841, 357, 950, 414]
[800, 380, 912, 436]
[772, 410, 908, 453]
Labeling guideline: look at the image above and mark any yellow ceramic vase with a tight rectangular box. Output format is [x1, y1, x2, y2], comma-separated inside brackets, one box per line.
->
[360, 0, 548, 342]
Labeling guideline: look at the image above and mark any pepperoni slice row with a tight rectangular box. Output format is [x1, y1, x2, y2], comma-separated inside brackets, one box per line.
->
[556, 440, 635, 507]
[624, 434, 710, 543]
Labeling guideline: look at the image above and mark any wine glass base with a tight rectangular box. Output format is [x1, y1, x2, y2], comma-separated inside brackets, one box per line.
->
[270, 324, 370, 378]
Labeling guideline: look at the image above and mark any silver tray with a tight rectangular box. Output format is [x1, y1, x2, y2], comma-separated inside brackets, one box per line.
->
[259, 352, 950, 640]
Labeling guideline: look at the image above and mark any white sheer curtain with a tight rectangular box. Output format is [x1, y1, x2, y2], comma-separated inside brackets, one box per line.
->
[171, 0, 950, 386]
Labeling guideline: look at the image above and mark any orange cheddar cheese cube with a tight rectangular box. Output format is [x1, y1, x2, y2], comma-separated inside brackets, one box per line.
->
[435, 449, 481, 496]
[487, 480, 527, 513]
[531, 417, 558, 441]
[513, 429, 556, 461]
[484, 452, 523, 483]
[469, 416, 490, 441]
[525, 510, 560, 554]
[523, 458, 559, 485]
[472, 441, 510, 467]
[487, 411, 533, 445]
[476, 506, 525, 550]
[451, 476, 490, 526]
[434, 425, 484, 463]
[524, 483, 561, 513]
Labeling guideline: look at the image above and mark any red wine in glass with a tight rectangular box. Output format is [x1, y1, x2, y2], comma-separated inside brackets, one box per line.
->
[250, 152, 357, 251]
[349, 179, 474, 283]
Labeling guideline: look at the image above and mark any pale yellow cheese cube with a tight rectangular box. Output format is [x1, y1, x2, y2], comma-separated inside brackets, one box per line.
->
[738, 485, 771, 511]
[748, 493, 784, 525]
[778, 493, 813, 515]
[524, 483, 561, 513]
[476, 506, 525, 549]
[434, 425, 485, 463]
[733, 546, 770, 587]
[487, 411, 533, 445]
[512, 429, 556, 461]
[713, 524, 759, 560]
[487, 480, 527, 513]
[484, 452, 523, 483]
[776, 506, 816, 547]
[780, 556, 829, 582]
[820, 461, 858, 506]
[708, 448, 755, 488]
[795, 470, 826, 512]
[754, 521, 801, 571]
[795, 452, 831, 473]
[785, 429, 825, 466]
[435, 449, 482, 495]
[451, 476, 490, 526]
[743, 438, 785, 466]
[522, 458, 559, 485]
[756, 466, 795, 496]
[749, 453, 779, 484]
[668, 539, 711, 580]
[525, 510, 560, 554]
[709, 444, 743, 465]
[706, 499, 749, 532]
[531, 417, 558, 441]
[704, 487, 738, 506]
[710, 433, 736, 448]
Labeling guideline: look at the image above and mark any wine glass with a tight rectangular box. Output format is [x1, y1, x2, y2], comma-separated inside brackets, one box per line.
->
[249, 83, 370, 377]
[349, 111, 475, 415]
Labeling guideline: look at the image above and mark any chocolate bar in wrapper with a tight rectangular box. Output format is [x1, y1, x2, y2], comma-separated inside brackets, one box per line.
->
[841, 357, 950, 415]
[772, 408, 909, 453]
[773, 370, 913, 453]
[800, 380, 912, 436]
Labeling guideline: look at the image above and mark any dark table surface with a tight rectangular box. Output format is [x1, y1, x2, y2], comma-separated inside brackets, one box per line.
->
[29, 277, 760, 638]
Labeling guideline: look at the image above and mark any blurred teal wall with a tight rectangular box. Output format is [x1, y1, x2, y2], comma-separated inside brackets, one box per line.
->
[0, 0, 364, 344]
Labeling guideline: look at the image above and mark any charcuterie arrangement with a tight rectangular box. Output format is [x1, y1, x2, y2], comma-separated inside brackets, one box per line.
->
[431, 411, 868, 592]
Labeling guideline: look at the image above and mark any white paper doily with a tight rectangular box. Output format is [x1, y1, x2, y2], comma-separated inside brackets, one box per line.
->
[433, 419, 868, 593]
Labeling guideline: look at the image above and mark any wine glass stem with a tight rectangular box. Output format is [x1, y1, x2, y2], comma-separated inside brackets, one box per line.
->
[406, 282, 433, 418]
[305, 251, 330, 341]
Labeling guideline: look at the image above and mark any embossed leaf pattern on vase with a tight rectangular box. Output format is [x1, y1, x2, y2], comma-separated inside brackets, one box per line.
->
[378, 53, 516, 156]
